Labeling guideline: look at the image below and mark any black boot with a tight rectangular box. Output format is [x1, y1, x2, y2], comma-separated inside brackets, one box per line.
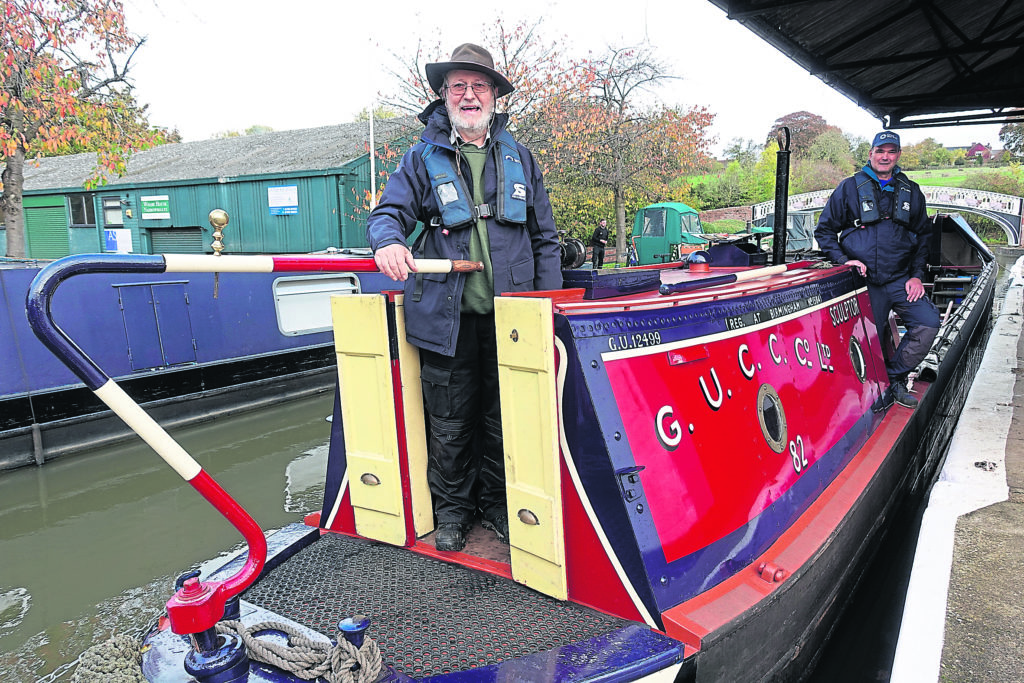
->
[890, 379, 919, 409]
[434, 523, 468, 552]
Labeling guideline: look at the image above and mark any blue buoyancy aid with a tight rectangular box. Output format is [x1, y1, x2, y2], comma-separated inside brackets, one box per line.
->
[421, 128, 528, 229]
[854, 171, 913, 226]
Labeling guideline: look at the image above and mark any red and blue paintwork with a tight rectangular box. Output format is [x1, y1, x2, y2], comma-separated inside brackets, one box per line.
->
[24, 221, 995, 681]
[552, 267, 890, 621]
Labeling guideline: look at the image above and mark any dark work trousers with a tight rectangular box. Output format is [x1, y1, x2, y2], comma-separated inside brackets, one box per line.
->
[868, 278, 941, 384]
[419, 312, 506, 527]
[591, 245, 606, 269]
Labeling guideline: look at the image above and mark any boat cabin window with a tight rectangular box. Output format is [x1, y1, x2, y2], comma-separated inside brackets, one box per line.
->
[642, 209, 667, 237]
[69, 194, 96, 228]
[273, 274, 361, 336]
[681, 214, 704, 235]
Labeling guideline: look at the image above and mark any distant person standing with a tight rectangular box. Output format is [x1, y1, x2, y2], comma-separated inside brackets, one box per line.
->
[591, 218, 609, 269]
[814, 130, 939, 410]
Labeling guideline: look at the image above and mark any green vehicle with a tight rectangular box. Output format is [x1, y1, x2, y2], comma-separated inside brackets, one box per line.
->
[631, 202, 708, 265]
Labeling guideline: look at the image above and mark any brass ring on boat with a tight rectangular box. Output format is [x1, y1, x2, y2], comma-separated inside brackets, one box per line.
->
[757, 383, 787, 454]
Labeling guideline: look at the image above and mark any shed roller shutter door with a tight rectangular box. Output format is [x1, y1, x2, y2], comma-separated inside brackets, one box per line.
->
[150, 228, 205, 254]
[25, 207, 69, 259]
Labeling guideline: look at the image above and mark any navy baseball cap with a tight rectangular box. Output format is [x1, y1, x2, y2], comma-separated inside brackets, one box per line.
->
[871, 131, 901, 149]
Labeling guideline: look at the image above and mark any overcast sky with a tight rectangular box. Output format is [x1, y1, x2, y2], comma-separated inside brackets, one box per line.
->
[123, 0, 1003, 155]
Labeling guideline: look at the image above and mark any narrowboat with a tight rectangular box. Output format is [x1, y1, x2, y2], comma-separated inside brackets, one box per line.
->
[27, 210, 994, 681]
[0, 243, 392, 471]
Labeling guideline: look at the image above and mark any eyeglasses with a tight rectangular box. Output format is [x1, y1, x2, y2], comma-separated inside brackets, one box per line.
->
[445, 81, 493, 96]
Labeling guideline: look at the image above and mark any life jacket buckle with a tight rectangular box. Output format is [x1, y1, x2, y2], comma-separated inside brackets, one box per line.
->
[474, 203, 494, 219]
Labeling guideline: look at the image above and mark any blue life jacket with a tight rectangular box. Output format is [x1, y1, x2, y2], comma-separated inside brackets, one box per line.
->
[854, 171, 913, 227]
[421, 128, 528, 228]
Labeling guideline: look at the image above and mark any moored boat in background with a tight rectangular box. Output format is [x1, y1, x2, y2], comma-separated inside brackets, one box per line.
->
[0, 247, 391, 471]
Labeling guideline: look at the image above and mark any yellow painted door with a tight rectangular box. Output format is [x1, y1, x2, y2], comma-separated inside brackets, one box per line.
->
[494, 296, 567, 600]
[331, 294, 407, 546]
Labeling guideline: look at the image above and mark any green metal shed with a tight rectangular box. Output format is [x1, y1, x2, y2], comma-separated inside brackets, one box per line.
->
[5, 118, 418, 258]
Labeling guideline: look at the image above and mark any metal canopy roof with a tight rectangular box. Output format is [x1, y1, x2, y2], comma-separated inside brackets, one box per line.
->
[708, 0, 1024, 129]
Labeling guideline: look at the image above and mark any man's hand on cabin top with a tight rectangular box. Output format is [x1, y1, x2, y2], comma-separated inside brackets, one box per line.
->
[846, 259, 867, 277]
[374, 244, 417, 281]
[906, 277, 925, 302]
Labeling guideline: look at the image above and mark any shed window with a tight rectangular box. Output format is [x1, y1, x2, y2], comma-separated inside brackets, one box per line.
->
[69, 194, 96, 227]
[102, 197, 124, 226]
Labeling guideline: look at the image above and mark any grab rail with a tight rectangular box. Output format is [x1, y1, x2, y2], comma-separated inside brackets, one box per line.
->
[25, 252, 480, 636]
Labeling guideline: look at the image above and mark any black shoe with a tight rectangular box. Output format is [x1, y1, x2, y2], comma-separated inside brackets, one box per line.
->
[872, 386, 895, 413]
[435, 523, 467, 552]
[891, 382, 919, 409]
[481, 514, 510, 544]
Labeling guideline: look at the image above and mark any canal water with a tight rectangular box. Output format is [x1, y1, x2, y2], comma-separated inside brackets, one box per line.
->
[1, 250, 1020, 682]
[0, 392, 335, 681]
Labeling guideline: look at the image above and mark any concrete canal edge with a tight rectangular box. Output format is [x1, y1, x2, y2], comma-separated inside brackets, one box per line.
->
[891, 254, 1024, 683]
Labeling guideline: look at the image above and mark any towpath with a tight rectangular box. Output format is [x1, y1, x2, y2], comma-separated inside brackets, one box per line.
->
[891, 250, 1024, 683]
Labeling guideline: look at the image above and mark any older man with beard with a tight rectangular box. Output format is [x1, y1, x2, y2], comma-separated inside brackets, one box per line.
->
[367, 43, 561, 552]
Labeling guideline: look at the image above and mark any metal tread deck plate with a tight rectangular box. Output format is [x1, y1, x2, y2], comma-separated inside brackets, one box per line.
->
[242, 532, 631, 678]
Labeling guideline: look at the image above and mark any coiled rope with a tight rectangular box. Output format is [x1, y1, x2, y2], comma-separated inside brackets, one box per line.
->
[217, 619, 382, 683]
[70, 621, 382, 683]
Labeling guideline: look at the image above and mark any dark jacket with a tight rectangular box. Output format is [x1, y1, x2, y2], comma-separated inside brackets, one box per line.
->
[366, 101, 562, 356]
[814, 165, 929, 286]
[591, 224, 609, 247]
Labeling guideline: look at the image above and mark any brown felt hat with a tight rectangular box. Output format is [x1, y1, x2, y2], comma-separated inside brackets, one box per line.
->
[425, 43, 514, 98]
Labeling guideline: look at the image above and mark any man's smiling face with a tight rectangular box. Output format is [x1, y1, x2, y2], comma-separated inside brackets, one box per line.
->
[868, 143, 901, 180]
[443, 68, 495, 141]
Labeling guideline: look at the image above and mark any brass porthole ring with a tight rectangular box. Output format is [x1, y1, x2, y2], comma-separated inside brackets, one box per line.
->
[849, 337, 867, 383]
[757, 383, 787, 454]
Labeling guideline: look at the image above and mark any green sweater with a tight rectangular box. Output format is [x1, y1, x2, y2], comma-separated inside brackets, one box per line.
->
[459, 145, 495, 314]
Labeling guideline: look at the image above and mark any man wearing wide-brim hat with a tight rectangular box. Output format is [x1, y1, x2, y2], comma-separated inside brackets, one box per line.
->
[367, 43, 562, 552]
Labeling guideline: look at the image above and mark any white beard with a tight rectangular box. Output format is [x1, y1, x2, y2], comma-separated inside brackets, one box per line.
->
[446, 99, 494, 141]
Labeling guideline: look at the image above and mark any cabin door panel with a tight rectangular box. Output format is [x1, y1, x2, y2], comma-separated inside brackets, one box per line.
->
[118, 283, 196, 370]
[331, 294, 408, 546]
[152, 284, 197, 366]
[495, 296, 567, 600]
[118, 286, 163, 370]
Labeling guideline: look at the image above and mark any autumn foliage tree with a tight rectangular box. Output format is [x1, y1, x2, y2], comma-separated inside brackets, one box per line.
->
[1, 0, 164, 257]
[540, 44, 714, 263]
[767, 111, 842, 159]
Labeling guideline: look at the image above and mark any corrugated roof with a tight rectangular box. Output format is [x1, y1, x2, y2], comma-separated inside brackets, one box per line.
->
[708, 0, 1024, 129]
[22, 116, 421, 191]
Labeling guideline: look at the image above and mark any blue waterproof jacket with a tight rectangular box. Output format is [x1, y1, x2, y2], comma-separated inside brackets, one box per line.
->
[366, 101, 562, 356]
[814, 165, 930, 286]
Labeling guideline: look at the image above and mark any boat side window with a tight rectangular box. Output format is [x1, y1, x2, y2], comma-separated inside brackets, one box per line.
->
[681, 214, 704, 235]
[643, 210, 666, 237]
[102, 197, 124, 227]
[69, 194, 96, 228]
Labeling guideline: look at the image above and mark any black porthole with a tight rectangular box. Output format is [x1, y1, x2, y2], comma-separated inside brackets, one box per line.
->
[757, 384, 787, 454]
[849, 338, 866, 383]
